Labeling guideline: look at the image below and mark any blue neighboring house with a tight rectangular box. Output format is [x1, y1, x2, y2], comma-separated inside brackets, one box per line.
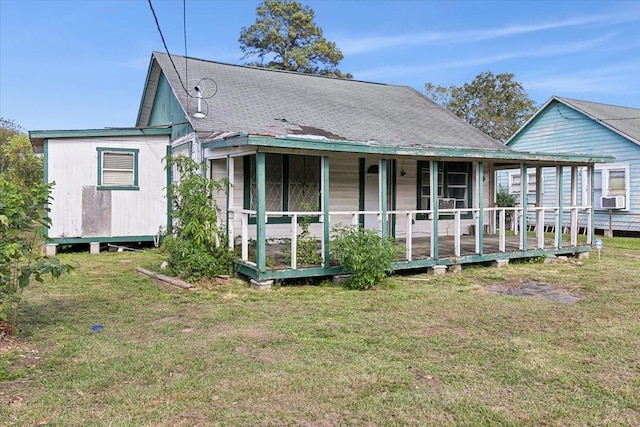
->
[504, 96, 640, 236]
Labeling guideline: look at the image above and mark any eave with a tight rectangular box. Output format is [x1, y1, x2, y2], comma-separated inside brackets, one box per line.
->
[29, 127, 173, 153]
[202, 134, 615, 165]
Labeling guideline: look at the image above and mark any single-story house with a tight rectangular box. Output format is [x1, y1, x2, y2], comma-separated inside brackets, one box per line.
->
[501, 96, 640, 236]
[31, 52, 613, 282]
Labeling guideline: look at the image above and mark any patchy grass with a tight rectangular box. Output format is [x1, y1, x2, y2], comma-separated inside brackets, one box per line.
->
[1, 238, 639, 426]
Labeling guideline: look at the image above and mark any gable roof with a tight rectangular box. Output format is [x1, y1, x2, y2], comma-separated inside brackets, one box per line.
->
[508, 96, 640, 147]
[138, 52, 510, 152]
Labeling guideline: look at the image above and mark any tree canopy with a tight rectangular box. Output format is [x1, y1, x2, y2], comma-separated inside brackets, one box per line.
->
[239, 0, 352, 78]
[0, 118, 42, 190]
[425, 71, 538, 143]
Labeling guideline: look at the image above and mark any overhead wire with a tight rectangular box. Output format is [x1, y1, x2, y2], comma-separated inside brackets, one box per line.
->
[183, 0, 188, 94]
[147, 0, 189, 95]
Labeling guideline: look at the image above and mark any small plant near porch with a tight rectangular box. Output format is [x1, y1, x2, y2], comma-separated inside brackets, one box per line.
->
[497, 185, 517, 229]
[330, 225, 402, 290]
[162, 156, 235, 282]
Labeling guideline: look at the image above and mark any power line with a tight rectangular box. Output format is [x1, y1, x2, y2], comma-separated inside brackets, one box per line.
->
[183, 0, 188, 95]
[147, 0, 189, 95]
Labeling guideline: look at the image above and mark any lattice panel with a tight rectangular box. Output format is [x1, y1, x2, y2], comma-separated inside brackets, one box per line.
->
[289, 155, 319, 211]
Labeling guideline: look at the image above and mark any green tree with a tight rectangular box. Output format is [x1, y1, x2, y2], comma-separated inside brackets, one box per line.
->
[239, 0, 352, 78]
[425, 71, 537, 143]
[0, 117, 24, 174]
[2, 134, 43, 190]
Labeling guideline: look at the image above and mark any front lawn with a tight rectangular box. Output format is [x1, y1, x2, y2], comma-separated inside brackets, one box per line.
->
[1, 238, 638, 425]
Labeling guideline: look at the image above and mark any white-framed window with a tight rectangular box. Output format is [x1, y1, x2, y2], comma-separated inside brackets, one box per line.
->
[591, 163, 630, 210]
[509, 170, 538, 194]
[97, 148, 139, 190]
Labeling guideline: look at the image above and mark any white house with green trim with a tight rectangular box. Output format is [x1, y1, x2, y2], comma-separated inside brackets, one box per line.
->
[31, 52, 613, 281]
[29, 128, 172, 251]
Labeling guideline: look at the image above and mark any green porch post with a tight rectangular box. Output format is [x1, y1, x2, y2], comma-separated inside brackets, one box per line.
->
[380, 159, 388, 239]
[256, 151, 266, 271]
[477, 161, 484, 256]
[322, 156, 331, 267]
[431, 160, 439, 259]
[166, 145, 173, 234]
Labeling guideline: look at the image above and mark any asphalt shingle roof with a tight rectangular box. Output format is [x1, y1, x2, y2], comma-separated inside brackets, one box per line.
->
[149, 52, 509, 152]
[555, 97, 640, 145]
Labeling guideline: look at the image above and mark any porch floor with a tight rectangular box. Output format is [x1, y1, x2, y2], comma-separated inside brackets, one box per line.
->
[257, 233, 588, 271]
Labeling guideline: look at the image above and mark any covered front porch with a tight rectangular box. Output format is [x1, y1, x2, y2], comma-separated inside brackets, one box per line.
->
[202, 134, 611, 282]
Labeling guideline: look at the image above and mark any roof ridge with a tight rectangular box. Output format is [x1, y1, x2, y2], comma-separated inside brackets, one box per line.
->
[151, 51, 396, 88]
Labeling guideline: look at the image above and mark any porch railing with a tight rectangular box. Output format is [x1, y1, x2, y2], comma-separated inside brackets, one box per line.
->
[229, 204, 592, 270]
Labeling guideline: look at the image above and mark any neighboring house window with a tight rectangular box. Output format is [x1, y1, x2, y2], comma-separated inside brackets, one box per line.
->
[246, 153, 320, 212]
[592, 163, 629, 210]
[417, 161, 471, 218]
[97, 148, 139, 190]
[509, 170, 538, 194]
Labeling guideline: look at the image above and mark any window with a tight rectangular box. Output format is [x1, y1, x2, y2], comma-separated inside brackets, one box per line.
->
[592, 164, 629, 210]
[509, 170, 538, 194]
[246, 153, 320, 213]
[417, 161, 471, 218]
[97, 148, 139, 190]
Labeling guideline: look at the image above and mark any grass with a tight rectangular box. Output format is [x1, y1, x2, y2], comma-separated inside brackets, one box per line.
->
[1, 237, 639, 426]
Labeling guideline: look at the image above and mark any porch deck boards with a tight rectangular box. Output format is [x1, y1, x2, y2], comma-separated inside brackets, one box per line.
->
[260, 234, 585, 270]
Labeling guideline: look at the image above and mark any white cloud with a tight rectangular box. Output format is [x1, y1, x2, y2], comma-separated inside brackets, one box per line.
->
[338, 11, 632, 55]
[353, 35, 615, 81]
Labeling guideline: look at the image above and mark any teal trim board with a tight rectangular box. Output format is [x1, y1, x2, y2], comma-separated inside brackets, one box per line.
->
[203, 134, 615, 165]
[166, 145, 173, 233]
[51, 235, 158, 244]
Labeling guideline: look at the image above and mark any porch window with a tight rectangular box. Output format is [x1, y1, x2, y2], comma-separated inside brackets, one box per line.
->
[246, 153, 320, 214]
[417, 161, 471, 218]
[593, 164, 629, 210]
[97, 148, 139, 190]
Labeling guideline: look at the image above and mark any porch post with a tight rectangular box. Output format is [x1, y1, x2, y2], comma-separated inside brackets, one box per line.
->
[322, 156, 331, 268]
[380, 159, 388, 239]
[536, 166, 544, 249]
[476, 161, 484, 255]
[556, 166, 564, 249]
[431, 160, 439, 259]
[255, 151, 266, 271]
[226, 155, 235, 249]
[520, 163, 528, 251]
[587, 165, 594, 244]
[570, 166, 578, 246]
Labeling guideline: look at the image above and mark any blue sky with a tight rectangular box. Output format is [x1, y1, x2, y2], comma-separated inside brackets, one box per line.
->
[1, 0, 639, 132]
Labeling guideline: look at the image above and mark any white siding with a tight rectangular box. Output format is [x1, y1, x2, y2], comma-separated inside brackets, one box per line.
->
[47, 135, 169, 239]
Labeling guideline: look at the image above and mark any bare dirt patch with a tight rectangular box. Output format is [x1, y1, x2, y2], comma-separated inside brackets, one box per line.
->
[488, 281, 584, 304]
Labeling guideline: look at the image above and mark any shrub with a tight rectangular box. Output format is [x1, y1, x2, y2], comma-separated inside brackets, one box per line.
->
[496, 185, 517, 229]
[162, 156, 235, 281]
[330, 225, 401, 290]
[0, 178, 75, 333]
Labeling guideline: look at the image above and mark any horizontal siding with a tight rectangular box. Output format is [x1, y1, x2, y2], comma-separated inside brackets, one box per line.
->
[508, 101, 640, 232]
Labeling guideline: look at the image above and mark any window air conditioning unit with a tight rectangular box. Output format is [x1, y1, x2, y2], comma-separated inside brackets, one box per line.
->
[601, 196, 625, 209]
[438, 198, 456, 210]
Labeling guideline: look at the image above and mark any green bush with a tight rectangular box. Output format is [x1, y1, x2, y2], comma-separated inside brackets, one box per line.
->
[330, 225, 401, 290]
[162, 156, 235, 282]
[0, 178, 75, 333]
